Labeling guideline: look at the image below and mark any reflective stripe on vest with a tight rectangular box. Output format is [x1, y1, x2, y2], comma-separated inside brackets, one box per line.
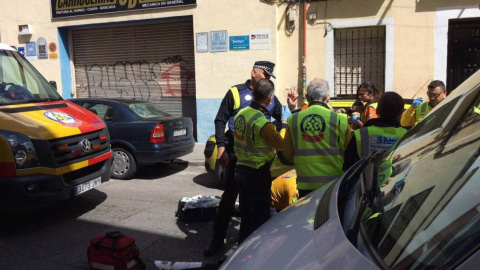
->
[232, 86, 241, 110]
[288, 105, 348, 190]
[234, 107, 275, 169]
[354, 125, 408, 158]
[415, 102, 430, 123]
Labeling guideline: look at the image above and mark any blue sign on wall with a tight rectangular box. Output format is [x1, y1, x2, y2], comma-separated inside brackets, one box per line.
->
[18, 47, 25, 56]
[229, 36, 250, 51]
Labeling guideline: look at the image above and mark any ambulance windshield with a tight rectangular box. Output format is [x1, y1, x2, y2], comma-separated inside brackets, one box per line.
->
[0, 49, 62, 105]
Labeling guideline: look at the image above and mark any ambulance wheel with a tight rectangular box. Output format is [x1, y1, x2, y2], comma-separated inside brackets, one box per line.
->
[112, 147, 137, 179]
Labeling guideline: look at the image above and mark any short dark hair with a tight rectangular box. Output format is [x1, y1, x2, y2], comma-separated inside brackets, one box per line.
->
[377, 92, 404, 122]
[356, 81, 381, 101]
[253, 79, 275, 102]
[428, 80, 446, 92]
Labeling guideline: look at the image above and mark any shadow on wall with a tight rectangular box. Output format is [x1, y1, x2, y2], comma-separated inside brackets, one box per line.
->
[415, 0, 480, 12]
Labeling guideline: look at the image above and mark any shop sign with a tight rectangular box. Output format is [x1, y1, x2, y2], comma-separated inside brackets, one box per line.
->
[250, 29, 271, 50]
[50, 0, 197, 19]
[229, 36, 249, 51]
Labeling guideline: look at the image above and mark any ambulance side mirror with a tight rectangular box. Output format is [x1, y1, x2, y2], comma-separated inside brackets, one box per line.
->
[49, 81, 57, 90]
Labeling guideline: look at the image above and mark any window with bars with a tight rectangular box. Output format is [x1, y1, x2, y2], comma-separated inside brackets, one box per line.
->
[334, 26, 386, 97]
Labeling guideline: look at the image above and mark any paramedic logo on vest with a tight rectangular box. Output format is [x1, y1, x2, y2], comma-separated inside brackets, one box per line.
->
[300, 114, 326, 142]
[234, 115, 247, 141]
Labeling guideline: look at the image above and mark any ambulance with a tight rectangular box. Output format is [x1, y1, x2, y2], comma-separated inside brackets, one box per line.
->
[0, 43, 112, 206]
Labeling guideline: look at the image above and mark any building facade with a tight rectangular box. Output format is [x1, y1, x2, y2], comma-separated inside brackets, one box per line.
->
[1, 0, 479, 142]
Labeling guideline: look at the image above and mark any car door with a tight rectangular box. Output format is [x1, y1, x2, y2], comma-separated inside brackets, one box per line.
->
[78, 102, 117, 134]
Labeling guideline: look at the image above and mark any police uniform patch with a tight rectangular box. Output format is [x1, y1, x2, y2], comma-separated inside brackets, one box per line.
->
[300, 114, 326, 142]
[245, 94, 252, 101]
[44, 111, 80, 127]
[234, 115, 246, 141]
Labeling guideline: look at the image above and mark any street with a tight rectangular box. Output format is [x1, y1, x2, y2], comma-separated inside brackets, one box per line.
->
[0, 161, 238, 270]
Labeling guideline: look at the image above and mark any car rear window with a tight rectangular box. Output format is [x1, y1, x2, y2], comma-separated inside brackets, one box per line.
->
[128, 102, 171, 119]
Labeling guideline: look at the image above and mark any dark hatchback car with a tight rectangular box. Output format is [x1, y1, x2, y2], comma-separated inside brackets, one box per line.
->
[69, 98, 195, 179]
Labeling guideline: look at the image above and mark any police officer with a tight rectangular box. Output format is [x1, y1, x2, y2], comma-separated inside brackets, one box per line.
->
[204, 61, 283, 256]
[401, 80, 446, 127]
[234, 79, 289, 244]
[283, 78, 351, 198]
[343, 92, 408, 171]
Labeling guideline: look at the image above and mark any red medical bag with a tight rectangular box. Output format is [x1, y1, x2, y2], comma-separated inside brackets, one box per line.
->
[87, 231, 145, 270]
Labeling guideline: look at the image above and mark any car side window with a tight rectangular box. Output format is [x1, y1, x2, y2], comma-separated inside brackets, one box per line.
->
[81, 103, 114, 122]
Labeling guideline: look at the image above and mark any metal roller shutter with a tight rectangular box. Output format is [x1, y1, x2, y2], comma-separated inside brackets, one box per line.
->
[71, 18, 197, 138]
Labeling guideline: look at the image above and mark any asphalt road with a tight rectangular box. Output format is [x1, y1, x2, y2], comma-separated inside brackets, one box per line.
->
[0, 160, 239, 270]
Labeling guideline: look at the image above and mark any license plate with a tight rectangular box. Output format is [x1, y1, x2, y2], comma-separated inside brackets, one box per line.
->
[173, 128, 186, 137]
[74, 177, 101, 196]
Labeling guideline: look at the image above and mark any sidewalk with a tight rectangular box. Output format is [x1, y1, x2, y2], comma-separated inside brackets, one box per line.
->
[175, 142, 206, 167]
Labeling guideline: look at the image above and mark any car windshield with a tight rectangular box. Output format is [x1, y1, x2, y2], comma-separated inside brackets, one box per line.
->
[128, 102, 171, 119]
[0, 49, 62, 105]
[360, 89, 480, 269]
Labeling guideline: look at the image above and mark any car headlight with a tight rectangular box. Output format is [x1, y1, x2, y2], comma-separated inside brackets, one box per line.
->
[0, 130, 39, 169]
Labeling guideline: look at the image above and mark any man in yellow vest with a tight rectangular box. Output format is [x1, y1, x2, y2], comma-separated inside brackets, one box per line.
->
[283, 78, 351, 198]
[204, 61, 283, 256]
[234, 79, 289, 244]
[343, 92, 408, 171]
[401, 80, 447, 127]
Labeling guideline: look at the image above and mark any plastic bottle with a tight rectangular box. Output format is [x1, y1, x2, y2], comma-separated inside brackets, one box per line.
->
[154, 260, 172, 270]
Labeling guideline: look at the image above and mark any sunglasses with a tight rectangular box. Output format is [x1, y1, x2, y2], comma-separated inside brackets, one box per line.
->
[426, 91, 444, 98]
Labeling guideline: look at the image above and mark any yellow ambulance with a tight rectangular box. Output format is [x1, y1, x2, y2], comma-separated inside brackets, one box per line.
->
[0, 43, 112, 206]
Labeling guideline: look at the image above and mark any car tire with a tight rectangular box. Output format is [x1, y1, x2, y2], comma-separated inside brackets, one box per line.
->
[112, 147, 137, 180]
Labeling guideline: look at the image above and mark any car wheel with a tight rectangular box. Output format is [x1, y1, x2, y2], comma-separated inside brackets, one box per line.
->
[112, 147, 137, 179]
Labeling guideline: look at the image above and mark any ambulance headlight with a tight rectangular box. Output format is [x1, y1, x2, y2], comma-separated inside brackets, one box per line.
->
[0, 130, 39, 169]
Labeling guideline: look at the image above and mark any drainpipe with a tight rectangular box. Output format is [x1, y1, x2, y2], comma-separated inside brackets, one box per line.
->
[302, 0, 307, 103]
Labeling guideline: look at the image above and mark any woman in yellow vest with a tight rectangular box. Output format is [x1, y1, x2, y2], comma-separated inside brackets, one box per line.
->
[343, 92, 408, 171]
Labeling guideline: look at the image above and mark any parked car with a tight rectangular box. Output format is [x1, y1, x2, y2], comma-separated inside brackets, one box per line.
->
[69, 98, 195, 179]
[220, 72, 480, 269]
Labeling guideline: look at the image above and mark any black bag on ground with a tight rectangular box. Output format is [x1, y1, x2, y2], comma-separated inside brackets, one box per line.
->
[175, 196, 219, 222]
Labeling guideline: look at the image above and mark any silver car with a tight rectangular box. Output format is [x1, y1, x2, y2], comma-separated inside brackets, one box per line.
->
[221, 72, 480, 269]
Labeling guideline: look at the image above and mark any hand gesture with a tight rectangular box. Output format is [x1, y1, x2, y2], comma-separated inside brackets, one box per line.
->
[287, 86, 299, 111]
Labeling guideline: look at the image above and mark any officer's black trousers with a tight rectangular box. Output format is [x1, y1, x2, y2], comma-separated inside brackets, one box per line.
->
[211, 151, 238, 243]
[237, 163, 272, 244]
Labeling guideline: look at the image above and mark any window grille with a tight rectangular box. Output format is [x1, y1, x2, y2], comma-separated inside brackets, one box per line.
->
[334, 26, 386, 97]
